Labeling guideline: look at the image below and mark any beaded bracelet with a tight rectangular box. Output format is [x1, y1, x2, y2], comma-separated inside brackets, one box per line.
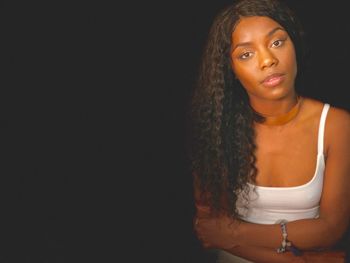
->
[276, 220, 302, 256]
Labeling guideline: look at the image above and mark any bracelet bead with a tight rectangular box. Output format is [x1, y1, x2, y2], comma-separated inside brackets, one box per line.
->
[275, 219, 302, 256]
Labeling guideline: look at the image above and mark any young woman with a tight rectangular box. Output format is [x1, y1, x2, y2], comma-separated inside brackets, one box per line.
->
[190, 0, 350, 262]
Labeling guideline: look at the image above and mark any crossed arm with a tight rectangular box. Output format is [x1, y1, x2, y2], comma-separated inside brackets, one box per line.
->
[193, 109, 350, 262]
[194, 206, 347, 262]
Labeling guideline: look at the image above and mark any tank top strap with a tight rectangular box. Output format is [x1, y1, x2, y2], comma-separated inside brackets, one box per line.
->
[317, 103, 330, 155]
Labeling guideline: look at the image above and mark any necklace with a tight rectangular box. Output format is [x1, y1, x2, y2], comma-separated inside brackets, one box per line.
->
[254, 97, 302, 126]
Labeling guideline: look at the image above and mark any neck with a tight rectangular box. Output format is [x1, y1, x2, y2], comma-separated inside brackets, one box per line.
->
[253, 96, 302, 126]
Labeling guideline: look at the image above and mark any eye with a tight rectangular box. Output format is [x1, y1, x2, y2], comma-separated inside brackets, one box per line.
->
[271, 39, 284, 48]
[239, 51, 253, 60]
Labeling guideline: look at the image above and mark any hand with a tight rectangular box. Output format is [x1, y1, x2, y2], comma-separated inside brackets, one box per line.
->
[194, 214, 240, 250]
[195, 202, 211, 217]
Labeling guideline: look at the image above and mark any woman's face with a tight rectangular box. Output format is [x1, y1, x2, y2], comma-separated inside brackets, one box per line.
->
[230, 16, 297, 102]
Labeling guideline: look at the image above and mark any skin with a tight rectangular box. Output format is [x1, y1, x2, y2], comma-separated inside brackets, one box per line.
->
[231, 16, 298, 116]
[194, 16, 350, 262]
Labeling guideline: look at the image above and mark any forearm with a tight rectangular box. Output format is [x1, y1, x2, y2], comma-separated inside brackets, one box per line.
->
[222, 245, 345, 263]
[223, 245, 302, 263]
[238, 218, 346, 250]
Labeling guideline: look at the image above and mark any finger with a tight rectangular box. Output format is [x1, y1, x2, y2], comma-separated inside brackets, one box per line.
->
[193, 217, 199, 228]
[195, 204, 211, 217]
[201, 240, 211, 249]
[193, 218, 202, 236]
[202, 243, 210, 249]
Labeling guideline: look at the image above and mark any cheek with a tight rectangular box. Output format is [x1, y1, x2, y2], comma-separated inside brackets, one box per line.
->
[282, 48, 298, 77]
[232, 63, 255, 87]
[231, 61, 244, 80]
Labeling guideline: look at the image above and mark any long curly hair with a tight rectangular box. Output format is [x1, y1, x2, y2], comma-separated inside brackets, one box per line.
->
[189, 0, 306, 217]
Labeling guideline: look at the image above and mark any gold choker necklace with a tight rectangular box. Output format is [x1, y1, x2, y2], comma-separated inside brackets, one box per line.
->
[254, 97, 302, 126]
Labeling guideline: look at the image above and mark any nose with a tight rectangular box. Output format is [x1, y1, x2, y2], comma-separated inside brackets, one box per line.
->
[259, 50, 278, 69]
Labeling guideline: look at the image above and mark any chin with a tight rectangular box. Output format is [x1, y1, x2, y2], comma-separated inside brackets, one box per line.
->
[268, 87, 294, 99]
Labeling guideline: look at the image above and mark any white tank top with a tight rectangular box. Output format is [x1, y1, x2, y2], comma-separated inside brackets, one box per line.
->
[236, 103, 330, 224]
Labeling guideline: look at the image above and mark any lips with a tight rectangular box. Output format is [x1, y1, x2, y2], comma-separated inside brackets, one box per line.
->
[261, 73, 285, 87]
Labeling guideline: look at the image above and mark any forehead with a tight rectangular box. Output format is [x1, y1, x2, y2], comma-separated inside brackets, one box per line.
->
[232, 16, 285, 43]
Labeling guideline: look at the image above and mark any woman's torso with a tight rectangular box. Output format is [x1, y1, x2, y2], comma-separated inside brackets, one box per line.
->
[216, 99, 331, 263]
[236, 99, 330, 224]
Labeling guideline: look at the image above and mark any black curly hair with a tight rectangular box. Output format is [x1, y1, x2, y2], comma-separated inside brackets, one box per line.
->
[189, 0, 307, 217]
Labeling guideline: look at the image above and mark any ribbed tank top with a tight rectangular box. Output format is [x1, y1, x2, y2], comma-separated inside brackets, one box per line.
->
[236, 103, 330, 224]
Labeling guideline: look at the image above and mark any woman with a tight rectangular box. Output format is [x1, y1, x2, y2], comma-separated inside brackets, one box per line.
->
[190, 0, 350, 262]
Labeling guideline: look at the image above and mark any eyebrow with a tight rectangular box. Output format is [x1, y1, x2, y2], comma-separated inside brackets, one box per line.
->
[232, 27, 286, 52]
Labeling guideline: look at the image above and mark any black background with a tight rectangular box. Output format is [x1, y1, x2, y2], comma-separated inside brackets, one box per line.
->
[2, 1, 349, 262]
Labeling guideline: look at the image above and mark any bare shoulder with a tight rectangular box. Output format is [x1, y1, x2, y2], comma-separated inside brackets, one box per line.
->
[325, 104, 350, 154]
[302, 97, 350, 128]
[326, 105, 350, 133]
[301, 97, 326, 118]
[301, 97, 350, 152]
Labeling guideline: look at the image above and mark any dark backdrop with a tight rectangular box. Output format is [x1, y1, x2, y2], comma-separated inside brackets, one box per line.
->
[2, 1, 349, 262]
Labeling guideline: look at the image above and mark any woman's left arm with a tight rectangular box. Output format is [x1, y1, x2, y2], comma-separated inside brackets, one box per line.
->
[196, 108, 350, 251]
